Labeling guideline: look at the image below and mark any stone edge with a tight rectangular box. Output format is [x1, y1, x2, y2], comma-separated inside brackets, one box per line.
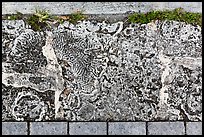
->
[2, 2, 202, 15]
[2, 122, 202, 135]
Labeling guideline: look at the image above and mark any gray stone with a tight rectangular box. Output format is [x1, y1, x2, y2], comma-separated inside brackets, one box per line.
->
[69, 122, 107, 135]
[2, 84, 55, 121]
[30, 122, 67, 135]
[108, 122, 146, 135]
[186, 122, 202, 135]
[2, 18, 202, 121]
[2, 122, 27, 135]
[148, 122, 185, 135]
[2, 2, 202, 15]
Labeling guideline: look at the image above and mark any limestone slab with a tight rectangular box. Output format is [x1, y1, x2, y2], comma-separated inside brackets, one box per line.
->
[30, 122, 67, 135]
[186, 122, 202, 135]
[2, 2, 202, 14]
[2, 19, 202, 121]
[148, 122, 185, 135]
[2, 122, 27, 135]
[108, 122, 146, 135]
[69, 122, 107, 135]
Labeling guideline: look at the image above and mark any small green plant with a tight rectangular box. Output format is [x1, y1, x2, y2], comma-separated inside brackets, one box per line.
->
[3, 9, 87, 30]
[26, 9, 86, 30]
[69, 11, 87, 24]
[34, 9, 50, 23]
[128, 8, 202, 26]
[26, 9, 51, 31]
[7, 11, 23, 20]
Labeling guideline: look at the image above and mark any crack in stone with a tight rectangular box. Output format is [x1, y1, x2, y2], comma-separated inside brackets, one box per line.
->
[158, 50, 172, 105]
[42, 31, 64, 118]
[158, 52, 202, 107]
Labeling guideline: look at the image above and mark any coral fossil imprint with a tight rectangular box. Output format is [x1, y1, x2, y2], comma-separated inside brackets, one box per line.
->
[2, 19, 202, 121]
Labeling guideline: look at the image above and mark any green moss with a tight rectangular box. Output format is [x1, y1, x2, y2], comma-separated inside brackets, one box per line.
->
[128, 8, 202, 26]
[7, 11, 23, 20]
[69, 11, 87, 24]
[4, 8, 201, 31]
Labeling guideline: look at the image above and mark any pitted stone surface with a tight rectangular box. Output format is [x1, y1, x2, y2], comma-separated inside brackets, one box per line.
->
[2, 84, 55, 121]
[2, 19, 202, 121]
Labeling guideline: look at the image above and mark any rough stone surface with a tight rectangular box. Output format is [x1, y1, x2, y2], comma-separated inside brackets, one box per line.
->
[2, 84, 55, 121]
[186, 122, 202, 135]
[69, 122, 107, 135]
[2, 122, 27, 135]
[148, 122, 185, 135]
[2, 2, 202, 14]
[2, 19, 202, 121]
[109, 122, 146, 135]
[30, 122, 67, 135]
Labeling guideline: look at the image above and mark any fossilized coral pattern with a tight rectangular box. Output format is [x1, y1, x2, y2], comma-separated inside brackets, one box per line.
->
[2, 20, 202, 121]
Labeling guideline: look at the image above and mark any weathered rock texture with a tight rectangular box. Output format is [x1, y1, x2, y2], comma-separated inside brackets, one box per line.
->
[2, 20, 202, 121]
